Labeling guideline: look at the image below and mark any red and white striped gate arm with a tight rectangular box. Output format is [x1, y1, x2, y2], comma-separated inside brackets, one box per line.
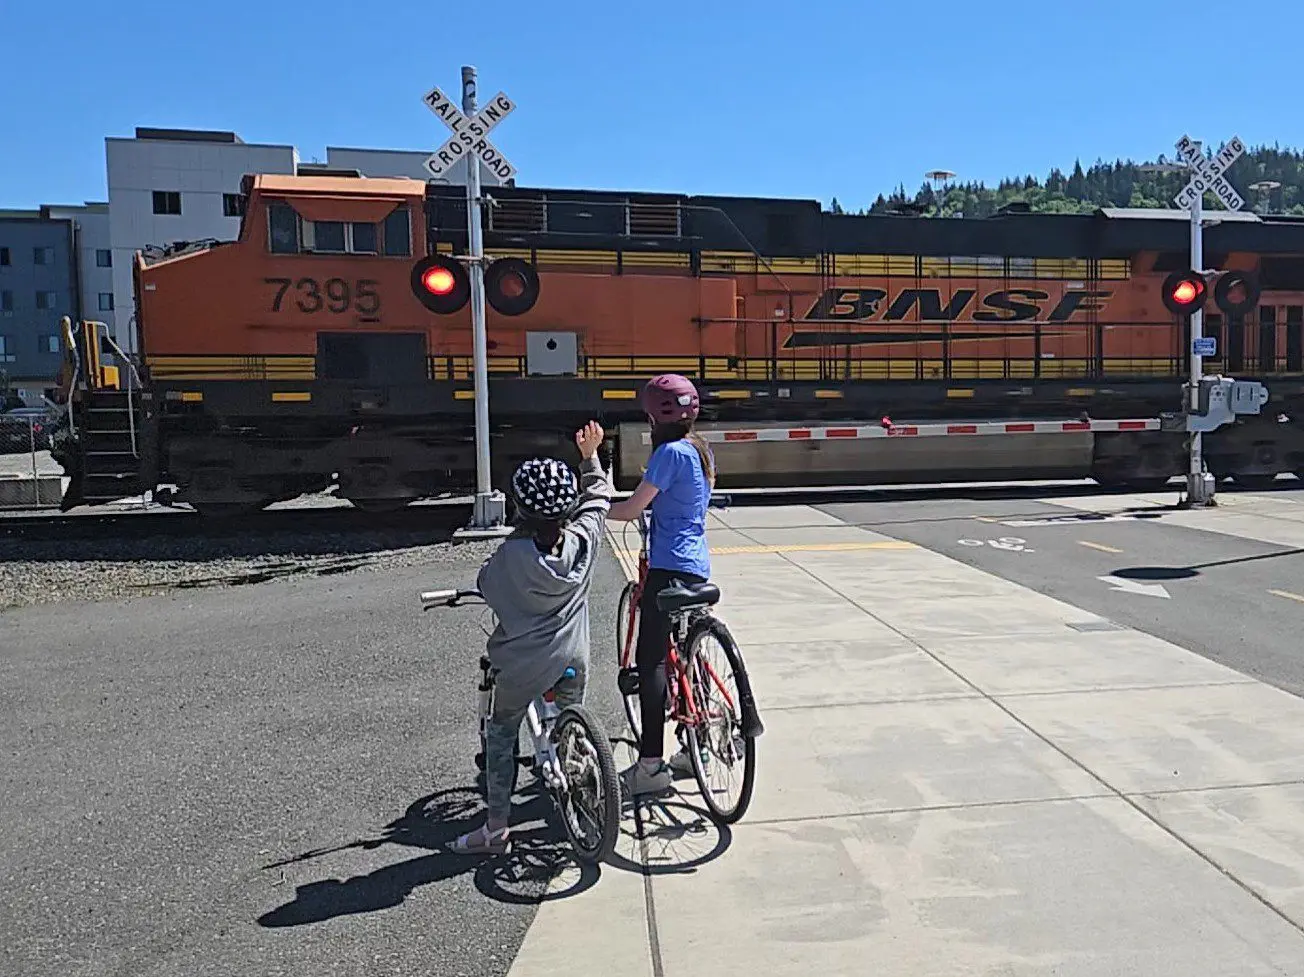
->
[639, 417, 1160, 446]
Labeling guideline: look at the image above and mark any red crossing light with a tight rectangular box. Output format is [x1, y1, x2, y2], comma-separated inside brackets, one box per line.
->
[1162, 270, 1207, 317]
[410, 254, 470, 313]
[422, 266, 457, 296]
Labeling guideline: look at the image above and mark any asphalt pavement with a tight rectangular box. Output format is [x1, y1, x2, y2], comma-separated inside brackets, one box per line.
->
[820, 486, 1304, 697]
[1, 542, 630, 977]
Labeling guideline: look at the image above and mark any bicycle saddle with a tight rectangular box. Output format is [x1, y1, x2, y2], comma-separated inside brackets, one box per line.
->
[655, 578, 721, 614]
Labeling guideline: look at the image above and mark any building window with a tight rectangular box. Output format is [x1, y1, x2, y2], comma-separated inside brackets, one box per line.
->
[223, 193, 246, 217]
[44, 335, 60, 354]
[34, 246, 54, 265]
[35, 291, 57, 310]
[0, 291, 11, 312]
[383, 207, 411, 256]
[152, 190, 182, 215]
[0, 247, 9, 266]
[0, 336, 13, 363]
[268, 204, 299, 254]
[96, 249, 112, 267]
[98, 292, 114, 312]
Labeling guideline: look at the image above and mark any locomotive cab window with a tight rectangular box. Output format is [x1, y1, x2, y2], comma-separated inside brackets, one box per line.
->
[268, 202, 409, 257]
[268, 204, 300, 254]
[382, 206, 411, 256]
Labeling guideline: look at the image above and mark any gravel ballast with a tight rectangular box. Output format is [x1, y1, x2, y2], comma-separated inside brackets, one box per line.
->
[0, 507, 502, 611]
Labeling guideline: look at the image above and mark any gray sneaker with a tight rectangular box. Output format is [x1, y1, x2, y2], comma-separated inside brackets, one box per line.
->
[668, 747, 697, 776]
[621, 760, 674, 797]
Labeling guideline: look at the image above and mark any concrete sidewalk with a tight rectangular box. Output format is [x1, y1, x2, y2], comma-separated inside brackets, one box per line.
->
[510, 504, 1304, 976]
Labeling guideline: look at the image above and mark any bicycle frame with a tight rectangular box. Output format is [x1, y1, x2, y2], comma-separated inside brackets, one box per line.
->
[478, 654, 572, 793]
[621, 512, 738, 728]
[423, 588, 572, 795]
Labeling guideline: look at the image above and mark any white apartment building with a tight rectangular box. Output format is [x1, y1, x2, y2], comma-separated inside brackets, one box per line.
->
[104, 128, 503, 351]
[42, 202, 113, 334]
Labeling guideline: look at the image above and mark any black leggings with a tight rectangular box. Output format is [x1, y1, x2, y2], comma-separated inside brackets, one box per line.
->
[636, 567, 707, 759]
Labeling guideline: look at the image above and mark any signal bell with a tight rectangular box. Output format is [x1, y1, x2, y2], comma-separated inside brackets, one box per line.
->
[1161, 269, 1261, 318]
[410, 253, 540, 317]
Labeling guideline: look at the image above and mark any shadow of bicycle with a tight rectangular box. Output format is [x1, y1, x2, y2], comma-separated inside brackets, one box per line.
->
[604, 734, 734, 876]
[256, 782, 601, 928]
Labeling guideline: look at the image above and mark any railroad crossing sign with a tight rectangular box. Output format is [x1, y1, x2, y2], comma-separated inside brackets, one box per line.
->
[1172, 134, 1245, 212]
[422, 85, 517, 183]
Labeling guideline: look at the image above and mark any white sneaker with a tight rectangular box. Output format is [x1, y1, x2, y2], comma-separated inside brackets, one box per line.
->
[621, 760, 673, 797]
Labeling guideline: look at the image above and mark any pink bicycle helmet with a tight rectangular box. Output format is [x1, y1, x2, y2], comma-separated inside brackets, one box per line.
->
[641, 374, 700, 423]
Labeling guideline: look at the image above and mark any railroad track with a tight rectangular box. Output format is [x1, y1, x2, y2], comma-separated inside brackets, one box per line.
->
[7, 477, 1280, 544]
[0, 500, 475, 544]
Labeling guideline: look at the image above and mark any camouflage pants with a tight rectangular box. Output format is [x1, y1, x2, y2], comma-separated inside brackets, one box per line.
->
[484, 660, 587, 822]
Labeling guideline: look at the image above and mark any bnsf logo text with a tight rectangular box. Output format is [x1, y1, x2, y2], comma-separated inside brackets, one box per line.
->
[803, 287, 1112, 323]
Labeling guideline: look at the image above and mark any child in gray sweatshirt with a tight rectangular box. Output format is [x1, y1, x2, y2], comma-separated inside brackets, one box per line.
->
[451, 421, 611, 855]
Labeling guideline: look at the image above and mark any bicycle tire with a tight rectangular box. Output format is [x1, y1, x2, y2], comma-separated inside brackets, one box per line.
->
[553, 704, 621, 864]
[683, 616, 757, 824]
[616, 579, 643, 741]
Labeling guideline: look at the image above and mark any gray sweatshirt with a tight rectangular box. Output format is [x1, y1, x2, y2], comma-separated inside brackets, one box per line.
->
[476, 454, 612, 701]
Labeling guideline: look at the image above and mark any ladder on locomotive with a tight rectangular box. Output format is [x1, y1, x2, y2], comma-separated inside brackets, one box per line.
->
[62, 317, 147, 507]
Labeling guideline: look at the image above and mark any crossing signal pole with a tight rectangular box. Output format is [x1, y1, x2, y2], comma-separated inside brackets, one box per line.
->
[1170, 133, 1248, 506]
[420, 67, 521, 537]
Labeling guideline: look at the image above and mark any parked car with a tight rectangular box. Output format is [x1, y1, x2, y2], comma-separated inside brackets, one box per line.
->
[0, 406, 54, 454]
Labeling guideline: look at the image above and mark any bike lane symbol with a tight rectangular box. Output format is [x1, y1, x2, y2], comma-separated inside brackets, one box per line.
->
[957, 536, 1035, 553]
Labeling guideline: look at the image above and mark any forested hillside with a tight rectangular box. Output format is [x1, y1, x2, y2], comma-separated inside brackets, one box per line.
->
[833, 146, 1304, 218]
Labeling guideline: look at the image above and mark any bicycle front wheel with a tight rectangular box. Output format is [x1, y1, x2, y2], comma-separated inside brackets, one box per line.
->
[553, 704, 621, 864]
[683, 616, 757, 824]
[615, 579, 643, 741]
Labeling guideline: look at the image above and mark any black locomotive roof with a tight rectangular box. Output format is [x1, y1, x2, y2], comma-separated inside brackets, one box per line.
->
[424, 182, 1304, 260]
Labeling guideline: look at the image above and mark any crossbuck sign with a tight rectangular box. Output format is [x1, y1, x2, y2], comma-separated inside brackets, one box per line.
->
[422, 86, 517, 183]
[1172, 134, 1245, 212]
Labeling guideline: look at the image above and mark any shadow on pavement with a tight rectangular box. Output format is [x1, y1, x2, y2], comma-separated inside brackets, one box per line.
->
[1112, 546, 1304, 582]
[256, 784, 600, 927]
[603, 733, 733, 876]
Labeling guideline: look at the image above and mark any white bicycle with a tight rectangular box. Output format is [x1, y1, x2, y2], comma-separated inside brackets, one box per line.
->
[419, 587, 622, 865]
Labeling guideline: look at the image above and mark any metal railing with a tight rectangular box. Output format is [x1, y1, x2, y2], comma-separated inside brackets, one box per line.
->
[98, 329, 144, 459]
[0, 413, 61, 509]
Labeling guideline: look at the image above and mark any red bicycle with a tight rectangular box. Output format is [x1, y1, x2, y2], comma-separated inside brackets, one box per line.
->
[615, 509, 761, 823]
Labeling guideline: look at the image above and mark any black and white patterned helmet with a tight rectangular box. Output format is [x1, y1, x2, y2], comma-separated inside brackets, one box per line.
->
[510, 457, 580, 521]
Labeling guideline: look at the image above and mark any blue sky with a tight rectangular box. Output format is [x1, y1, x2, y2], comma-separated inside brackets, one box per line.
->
[2, 0, 1298, 211]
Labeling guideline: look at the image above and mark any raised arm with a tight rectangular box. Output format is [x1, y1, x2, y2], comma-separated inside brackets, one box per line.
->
[565, 421, 614, 546]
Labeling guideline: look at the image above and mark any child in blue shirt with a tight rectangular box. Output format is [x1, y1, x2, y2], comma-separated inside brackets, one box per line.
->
[606, 374, 714, 796]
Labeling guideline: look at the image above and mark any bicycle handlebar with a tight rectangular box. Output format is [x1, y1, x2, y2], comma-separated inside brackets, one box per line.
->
[419, 588, 486, 611]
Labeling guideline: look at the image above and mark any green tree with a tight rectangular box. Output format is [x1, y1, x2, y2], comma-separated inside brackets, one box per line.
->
[839, 144, 1304, 217]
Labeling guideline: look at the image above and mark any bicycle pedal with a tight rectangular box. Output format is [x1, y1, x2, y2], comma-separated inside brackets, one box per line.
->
[617, 667, 640, 696]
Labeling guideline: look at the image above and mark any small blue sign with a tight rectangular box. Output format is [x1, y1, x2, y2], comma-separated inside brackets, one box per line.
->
[1193, 336, 1217, 356]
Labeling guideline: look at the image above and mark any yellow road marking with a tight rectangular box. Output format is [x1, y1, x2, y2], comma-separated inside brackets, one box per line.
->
[611, 540, 917, 561]
[710, 541, 918, 555]
[1269, 589, 1304, 605]
[1078, 540, 1123, 554]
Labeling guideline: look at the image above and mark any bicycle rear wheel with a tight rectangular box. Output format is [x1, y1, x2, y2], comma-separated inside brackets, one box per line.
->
[683, 616, 758, 824]
[553, 704, 621, 864]
[615, 579, 643, 740]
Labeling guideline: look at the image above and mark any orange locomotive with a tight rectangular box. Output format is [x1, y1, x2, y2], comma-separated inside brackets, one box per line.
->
[55, 174, 1304, 514]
